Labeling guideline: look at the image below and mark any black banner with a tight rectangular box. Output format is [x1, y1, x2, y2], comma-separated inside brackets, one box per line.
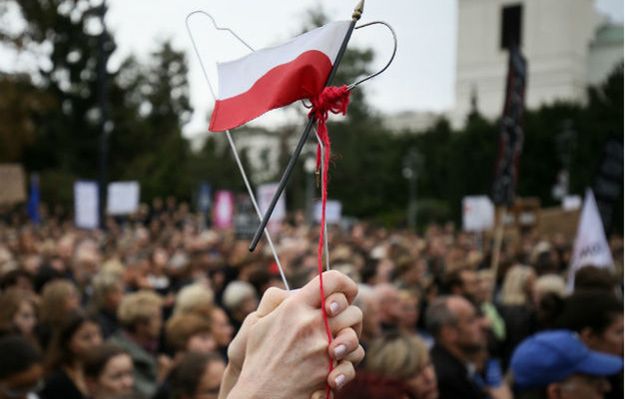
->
[592, 136, 624, 235]
[492, 47, 527, 206]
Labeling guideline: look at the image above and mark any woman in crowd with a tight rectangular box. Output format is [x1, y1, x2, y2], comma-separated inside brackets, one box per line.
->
[90, 270, 125, 338]
[172, 283, 214, 320]
[166, 352, 225, 399]
[339, 332, 438, 399]
[210, 307, 234, 362]
[40, 312, 103, 399]
[165, 313, 216, 360]
[109, 290, 165, 399]
[0, 288, 39, 341]
[397, 289, 421, 334]
[84, 343, 134, 399]
[38, 279, 81, 348]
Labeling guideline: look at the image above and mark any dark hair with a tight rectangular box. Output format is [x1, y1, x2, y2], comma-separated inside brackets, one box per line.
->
[46, 311, 101, 372]
[84, 343, 128, 379]
[574, 266, 617, 291]
[0, 269, 33, 291]
[536, 292, 565, 330]
[442, 270, 464, 295]
[0, 335, 42, 379]
[169, 352, 224, 399]
[555, 291, 623, 335]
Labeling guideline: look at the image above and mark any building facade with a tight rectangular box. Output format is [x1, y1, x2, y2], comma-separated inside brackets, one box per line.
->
[451, 0, 623, 128]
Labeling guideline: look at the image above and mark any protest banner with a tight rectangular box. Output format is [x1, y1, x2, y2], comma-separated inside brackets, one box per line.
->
[106, 181, 140, 215]
[213, 190, 234, 229]
[462, 196, 495, 232]
[0, 164, 26, 205]
[314, 200, 342, 225]
[74, 181, 99, 229]
[567, 189, 614, 290]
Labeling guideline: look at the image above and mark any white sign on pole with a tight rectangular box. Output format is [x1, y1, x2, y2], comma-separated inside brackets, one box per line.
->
[107, 181, 140, 215]
[567, 189, 614, 290]
[462, 196, 495, 232]
[257, 183, 286, 222]
[74, 181, 99, 229]
[562, 195, 582, 211]
[314, 200, 342, 224]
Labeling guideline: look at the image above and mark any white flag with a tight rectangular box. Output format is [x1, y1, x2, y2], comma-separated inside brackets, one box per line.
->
[567, 189, 614, 289]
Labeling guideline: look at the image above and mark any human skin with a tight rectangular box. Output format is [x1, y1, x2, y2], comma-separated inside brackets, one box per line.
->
[219, 271, 365, 399]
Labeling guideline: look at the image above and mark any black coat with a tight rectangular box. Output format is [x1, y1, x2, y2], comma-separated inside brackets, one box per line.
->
[431, 344, 483, 399]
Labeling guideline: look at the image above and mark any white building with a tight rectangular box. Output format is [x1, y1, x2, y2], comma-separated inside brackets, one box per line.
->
[451, 0, 623, 128]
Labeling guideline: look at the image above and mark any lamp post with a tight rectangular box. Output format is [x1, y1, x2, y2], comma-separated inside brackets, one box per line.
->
[98, 0, 110, 230]
[403, 148, 421, 232]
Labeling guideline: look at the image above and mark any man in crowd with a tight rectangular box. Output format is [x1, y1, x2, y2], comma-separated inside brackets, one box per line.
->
[426, 296, 510, 399]
[109, 290, 165, 398]
[510, 330, 623, 399]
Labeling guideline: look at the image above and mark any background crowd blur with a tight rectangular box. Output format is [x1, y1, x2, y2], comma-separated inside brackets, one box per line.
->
[0, 200, 622, 399]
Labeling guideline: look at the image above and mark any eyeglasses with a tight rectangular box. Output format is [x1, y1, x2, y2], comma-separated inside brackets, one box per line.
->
[0, 379, 44, 399]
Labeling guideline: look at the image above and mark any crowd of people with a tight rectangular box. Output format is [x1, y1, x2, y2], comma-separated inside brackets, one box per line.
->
[0, 197, 622, 399]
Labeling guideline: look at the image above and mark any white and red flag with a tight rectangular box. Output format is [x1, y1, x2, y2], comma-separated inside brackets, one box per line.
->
[209, 20, 351, 132]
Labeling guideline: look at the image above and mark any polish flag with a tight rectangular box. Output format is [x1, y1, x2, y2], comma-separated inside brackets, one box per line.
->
[209, 21, 351, 132]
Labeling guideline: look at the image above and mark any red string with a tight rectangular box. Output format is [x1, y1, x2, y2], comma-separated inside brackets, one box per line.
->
[309, 85, 350, 399]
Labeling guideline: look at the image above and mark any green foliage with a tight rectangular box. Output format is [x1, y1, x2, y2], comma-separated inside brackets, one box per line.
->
[1, 2, 622, 233]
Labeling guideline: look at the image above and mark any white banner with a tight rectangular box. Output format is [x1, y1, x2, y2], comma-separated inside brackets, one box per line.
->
[314, 200, 342, 224]
[107, 181, 140, 215]
[462, 196, 495, 232]
[74, 181, 99, 229]
[567, 189, 614, 289]
[257, 183, 286, 223]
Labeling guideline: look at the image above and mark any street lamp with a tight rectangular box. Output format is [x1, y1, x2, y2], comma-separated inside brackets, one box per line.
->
[403, 148, 421, 232]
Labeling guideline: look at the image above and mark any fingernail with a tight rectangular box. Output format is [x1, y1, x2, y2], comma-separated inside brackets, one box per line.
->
[330, 301, 340, 315]
[334, 344, 347, 358]
[335, 374, 346, 388]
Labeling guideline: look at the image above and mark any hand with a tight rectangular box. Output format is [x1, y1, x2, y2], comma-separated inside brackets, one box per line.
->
[221, 271, 364, 399]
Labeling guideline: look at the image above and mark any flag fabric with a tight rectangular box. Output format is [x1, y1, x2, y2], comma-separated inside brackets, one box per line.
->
[27, 174, 40, 224]
[567, 188, 614, 290]
[209, 21, 351, 132]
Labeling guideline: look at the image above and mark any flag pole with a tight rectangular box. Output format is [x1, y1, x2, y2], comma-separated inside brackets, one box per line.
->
[490, 206, 506, 282]
[249, 0, 365, 252]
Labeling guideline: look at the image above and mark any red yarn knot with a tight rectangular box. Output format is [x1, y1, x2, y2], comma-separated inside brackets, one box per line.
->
[310, 85, 351, 124]
[309, 85, 351, 172]
[308, 85, 350, 399]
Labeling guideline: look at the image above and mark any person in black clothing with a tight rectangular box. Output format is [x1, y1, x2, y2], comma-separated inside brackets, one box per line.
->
[40, 312, 103, 399]
[91, 272, 124, 339]
[426, 296, 509, 399]
[0, 335, 44, 399]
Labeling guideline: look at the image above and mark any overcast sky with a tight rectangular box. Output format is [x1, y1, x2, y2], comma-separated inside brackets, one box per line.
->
[2, 0, 623, 137]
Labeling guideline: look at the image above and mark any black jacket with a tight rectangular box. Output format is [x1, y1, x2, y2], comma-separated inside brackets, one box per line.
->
[431, 344, 483, 399]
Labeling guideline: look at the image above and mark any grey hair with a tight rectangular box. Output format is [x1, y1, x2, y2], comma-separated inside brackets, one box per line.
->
[425, 296, 458, 337]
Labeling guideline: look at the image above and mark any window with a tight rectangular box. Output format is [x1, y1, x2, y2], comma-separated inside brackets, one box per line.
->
[501, 4, 522, 50]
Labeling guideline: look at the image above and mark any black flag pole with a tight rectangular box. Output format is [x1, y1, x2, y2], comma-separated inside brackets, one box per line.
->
[248, 0, 365, 252]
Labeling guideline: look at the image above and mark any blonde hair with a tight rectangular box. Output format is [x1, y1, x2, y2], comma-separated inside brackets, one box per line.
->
[40, 279, 78, 326]
[535, 274, 566, 299]
[500, 265, 535, 306]
[91, 272, 124, 310]
[365, 333, 430, 380]
[173, 283, 214, 317]
[222, 281, 256, 313]
[117, 290, 162, 329]
[165, 313, 212, 352]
